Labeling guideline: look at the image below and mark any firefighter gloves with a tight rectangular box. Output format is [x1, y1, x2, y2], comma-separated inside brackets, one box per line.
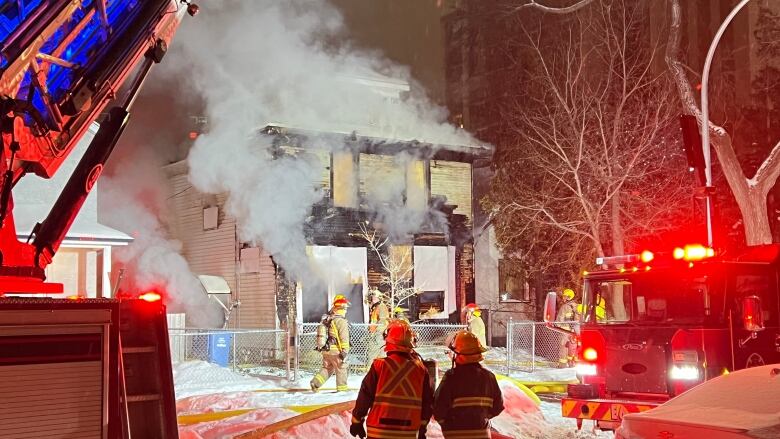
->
[350, 421, 367, 438]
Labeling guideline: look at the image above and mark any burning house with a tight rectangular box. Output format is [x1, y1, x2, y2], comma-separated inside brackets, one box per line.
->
[164, 73, 490, 329]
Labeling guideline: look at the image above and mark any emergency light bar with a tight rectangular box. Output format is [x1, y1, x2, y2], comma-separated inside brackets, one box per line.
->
[595, 245, 714, 268]
[596, 251, 653, 266]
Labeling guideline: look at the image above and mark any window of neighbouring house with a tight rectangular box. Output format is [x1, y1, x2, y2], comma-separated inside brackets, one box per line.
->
[333, 150, 357, 207]
[498, 259, 530, 302]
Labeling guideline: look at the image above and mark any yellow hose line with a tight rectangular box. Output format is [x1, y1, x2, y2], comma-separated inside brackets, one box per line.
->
[178, 402, 346, 426]
[494, 374, 542, 405]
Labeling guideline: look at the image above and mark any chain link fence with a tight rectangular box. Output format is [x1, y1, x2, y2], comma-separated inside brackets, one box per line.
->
[505, 321, 579, 372]
[296, 322, 465, 374]
[169, 328, 290, 377]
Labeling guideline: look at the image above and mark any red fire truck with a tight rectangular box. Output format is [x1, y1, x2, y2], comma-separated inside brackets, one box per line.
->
[0, 1, 198, 438]
[545, 243, 780, 431]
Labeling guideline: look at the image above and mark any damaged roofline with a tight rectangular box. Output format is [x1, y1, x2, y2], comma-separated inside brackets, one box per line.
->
[260, 124, 493, 163]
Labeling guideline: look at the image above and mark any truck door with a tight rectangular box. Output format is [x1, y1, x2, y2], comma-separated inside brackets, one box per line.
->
[728, 265, 780, 368]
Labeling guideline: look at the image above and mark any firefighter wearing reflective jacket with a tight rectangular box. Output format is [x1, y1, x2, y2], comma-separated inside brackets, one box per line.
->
[433, 330, 504, 439]
[367, 288, 390, 364]
[351, 319, 433, 439]
[311, 295, 351, 392]
[557, 288, 578, 367]
[464, 303, 487, 348]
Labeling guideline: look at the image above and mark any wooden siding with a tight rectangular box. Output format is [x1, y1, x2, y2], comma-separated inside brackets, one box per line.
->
[167, 169, 276, 329]
[430, 160, 472, 221]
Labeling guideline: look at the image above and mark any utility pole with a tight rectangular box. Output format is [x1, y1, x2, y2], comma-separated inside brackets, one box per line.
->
[700, 0, 752, 247]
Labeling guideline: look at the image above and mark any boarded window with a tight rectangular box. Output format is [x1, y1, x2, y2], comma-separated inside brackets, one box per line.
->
[278, 145, 330, 195]
[360, 153, 404, 206]
[388, 245, 413, 283]
[430, 160, 472, 220]
[333, 151, 357, 208]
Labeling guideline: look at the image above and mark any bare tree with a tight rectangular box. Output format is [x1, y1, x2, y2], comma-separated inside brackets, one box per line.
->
[486, 0, 691, 284]
[666, 0, 780, 245]
[356, 221, 421, 312]
[517, 0, 780, 246]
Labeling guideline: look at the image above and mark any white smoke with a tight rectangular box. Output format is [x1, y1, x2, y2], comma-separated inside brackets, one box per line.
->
[100, 148, 223, 327]
[168, 0, 476, 282]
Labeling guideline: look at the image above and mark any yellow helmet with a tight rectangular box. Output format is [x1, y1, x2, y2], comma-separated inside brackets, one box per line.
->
[448, 330, 487, 363]
[333, 294, 351, 309]
[383, 319, 417, 352]
[562, 288, 575, 300]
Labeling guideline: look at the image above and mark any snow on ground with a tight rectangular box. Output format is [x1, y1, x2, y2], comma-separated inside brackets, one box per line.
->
[175, 360, 610, 438]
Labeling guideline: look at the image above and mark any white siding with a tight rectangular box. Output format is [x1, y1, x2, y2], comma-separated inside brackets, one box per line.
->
[166, 166, 277, 328]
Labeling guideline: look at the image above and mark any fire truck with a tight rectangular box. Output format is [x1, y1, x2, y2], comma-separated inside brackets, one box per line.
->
[545, 243, 780, 431]
[0, 1, 198, 438]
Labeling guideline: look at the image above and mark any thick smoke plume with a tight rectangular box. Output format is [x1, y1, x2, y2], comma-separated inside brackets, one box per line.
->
[169, 0, 476, 283]
[101, 148, 223, 327]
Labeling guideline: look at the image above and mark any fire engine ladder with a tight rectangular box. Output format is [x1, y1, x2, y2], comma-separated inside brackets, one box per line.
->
[118, 301, 178, 439]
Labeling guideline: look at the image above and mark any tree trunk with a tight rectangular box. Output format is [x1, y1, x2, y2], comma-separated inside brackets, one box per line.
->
[738, 189, 773, 245]
[611, 194, 625, 256]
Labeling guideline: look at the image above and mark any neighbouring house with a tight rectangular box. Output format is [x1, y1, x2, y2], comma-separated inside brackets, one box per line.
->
[165, 74, 491, 329]
[13, 122, 132, 297]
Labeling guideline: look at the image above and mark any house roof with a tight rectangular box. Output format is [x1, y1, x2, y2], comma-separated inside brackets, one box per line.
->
[13, 204, 132, 246]
[261, 124, 492, 161]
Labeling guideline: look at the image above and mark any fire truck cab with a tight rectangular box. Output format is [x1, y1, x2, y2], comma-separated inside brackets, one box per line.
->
[545, 244, 780, 431]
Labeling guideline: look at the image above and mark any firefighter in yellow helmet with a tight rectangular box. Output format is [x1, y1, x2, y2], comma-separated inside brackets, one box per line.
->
[351, 319, 433, 439]
[394, 306, 410, 323]
[576, 294, 607, 322]
[311, 295, 351, 392]
[557, 288, 578, 367]
[367, 288, 390, 364]
[464, 303, 487, 348]
[434, 330, 504, 439]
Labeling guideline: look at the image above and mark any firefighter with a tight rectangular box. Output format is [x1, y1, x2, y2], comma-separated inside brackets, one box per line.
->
[394, 306, 410, 323]
[576, 294, 607, 322]
[367, 288, 390, 364]
[557, 288, 578, 367]
[434, 330, 503, 439]
[351, 319, 433, 439]
[310, 295, 351, 392]
[464, 303, 487, 348]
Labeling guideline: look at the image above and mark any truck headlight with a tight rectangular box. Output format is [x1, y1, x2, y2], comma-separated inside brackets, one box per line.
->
[670, 364, 700, 380]
[576, 362, 597, 376]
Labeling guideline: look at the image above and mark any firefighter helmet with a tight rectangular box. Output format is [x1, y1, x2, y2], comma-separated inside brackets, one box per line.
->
[448, 330, 487, 363]
[333, 295, 351, 309]
[562, 288, 575, 300]
[464, 303, 482, 318]
[383, 319, 417, 352]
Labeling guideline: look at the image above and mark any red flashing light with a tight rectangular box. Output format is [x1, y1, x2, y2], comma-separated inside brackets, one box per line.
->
[189, 131, 199, 140]
[583, 347, 598, 361]
[673, 244, 714, 261]
[579, 330, 606, 365]
[640, 250, 654, 263]
[139, 291, 162, 302]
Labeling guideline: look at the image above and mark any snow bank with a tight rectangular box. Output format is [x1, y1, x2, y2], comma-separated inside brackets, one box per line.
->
[174, 360, 609, 438]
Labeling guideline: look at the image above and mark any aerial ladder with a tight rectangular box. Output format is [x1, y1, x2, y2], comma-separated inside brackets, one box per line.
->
[0, 1, 198, 437]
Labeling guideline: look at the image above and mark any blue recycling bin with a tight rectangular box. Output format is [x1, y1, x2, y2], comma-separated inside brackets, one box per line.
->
[208, 332, 232, 367]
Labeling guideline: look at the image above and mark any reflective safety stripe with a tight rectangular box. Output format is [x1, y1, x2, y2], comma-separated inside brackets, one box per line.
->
[366, 426, 418, 438]
[337, 384, 349, 391]
[312, 374, 326, 385]
[441, 428, 491, 439]
[451, 396, 493, 409]
[367, 355, 426, 432]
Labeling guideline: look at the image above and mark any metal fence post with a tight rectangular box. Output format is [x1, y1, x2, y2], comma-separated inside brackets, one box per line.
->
[232, 332, 237, 372]
[506, 317, 513, 374]
[531, 323, 536, 372]
[285, 329, 291, 381]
